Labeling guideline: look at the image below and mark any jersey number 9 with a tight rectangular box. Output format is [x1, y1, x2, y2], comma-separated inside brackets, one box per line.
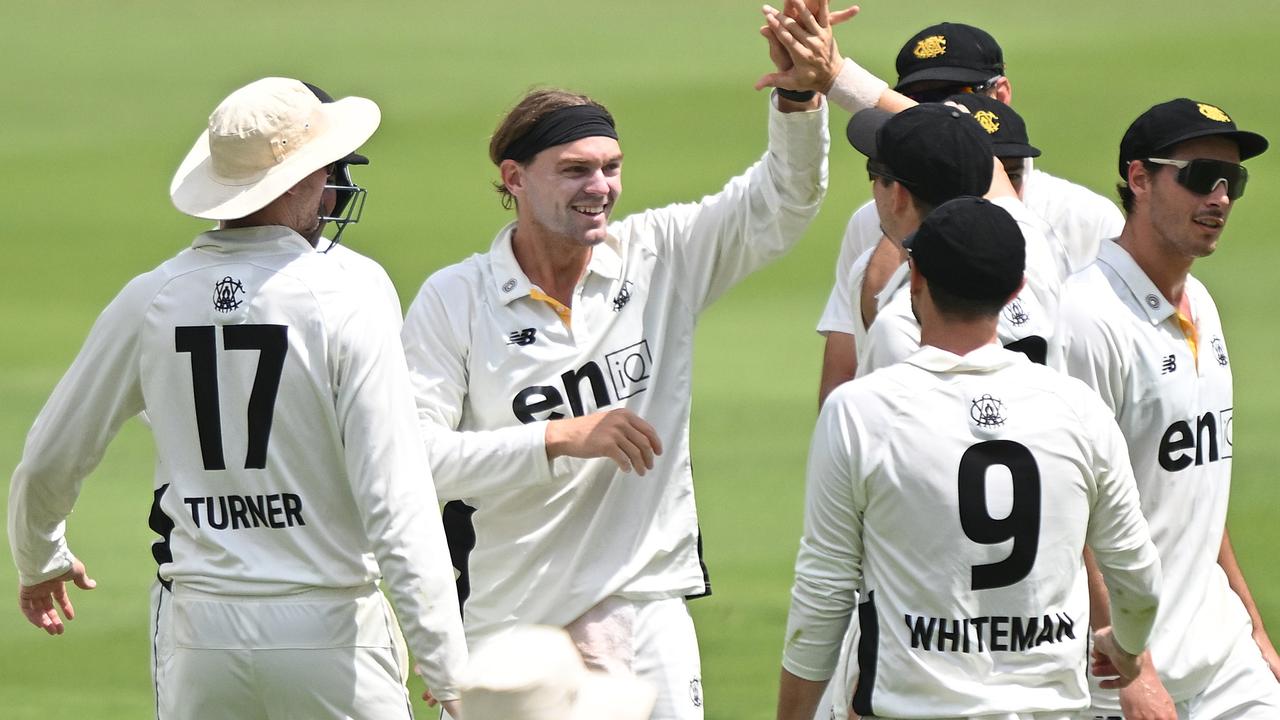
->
[957, 440, 1041, 591]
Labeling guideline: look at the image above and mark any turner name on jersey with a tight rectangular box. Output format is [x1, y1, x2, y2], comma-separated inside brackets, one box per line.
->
[182, 492, 306, 530]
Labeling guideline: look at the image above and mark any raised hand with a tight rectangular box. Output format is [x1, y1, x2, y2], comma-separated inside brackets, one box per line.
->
[755, 0, 856, 93]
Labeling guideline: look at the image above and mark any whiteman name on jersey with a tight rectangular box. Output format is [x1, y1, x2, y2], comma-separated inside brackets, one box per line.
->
[905, 611, 1076, 653]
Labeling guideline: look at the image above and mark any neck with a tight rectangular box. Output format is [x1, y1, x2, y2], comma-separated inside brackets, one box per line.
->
[221, 197, 314, 239]
[919, 317, 1000, 357]
[1116, 217, 1192, 304]
[510, 221, 592, 305]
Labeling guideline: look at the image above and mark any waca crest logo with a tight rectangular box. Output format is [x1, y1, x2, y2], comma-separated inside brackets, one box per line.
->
[214, 276, 245, 313]
[971, 394, 1006, 428]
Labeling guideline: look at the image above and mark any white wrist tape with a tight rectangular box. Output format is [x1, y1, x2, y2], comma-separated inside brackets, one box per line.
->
[826, 58, 889, 114]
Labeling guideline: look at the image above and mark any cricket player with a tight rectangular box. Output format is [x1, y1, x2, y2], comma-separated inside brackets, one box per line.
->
[8, 77, 468, 718]
[398, 4, 888, 716]
[845, 103, 1062, 376]
[778, 197, 1162, 720]
[302, 81, 402, 321]
[813, 21, 1123, 403]
[1051, 99, 1280, 718]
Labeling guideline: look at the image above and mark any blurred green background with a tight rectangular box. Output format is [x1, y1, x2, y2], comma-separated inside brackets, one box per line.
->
[4, 1, 1278, 717]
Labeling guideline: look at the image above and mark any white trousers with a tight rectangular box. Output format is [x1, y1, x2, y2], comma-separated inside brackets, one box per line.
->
[152, 582, 413, 720]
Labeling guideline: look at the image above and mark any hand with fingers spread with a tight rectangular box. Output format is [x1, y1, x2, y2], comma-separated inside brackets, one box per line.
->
[18, 559, 97, 636]
[756, 0, 857, 94]
[546, 409, 664, 475]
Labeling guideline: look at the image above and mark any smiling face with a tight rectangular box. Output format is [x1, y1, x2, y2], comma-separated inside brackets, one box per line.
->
[1143, 136, 1240, 260]
[506, 135, 623, 248]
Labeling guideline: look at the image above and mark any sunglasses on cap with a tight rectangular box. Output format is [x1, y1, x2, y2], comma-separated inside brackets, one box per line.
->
[867, 158, 901, 184]
[1146, 157, 1248, 200]
[902, 76, 1003, 104]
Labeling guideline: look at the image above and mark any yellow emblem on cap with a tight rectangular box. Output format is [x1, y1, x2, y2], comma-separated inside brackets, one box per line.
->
[974, 110, 1000, 134]
[1197, 103, 1231, 123]
[914, 35, 947, 59]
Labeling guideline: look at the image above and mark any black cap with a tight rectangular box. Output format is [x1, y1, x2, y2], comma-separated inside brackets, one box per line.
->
[1118, 98, 1267, 178]
[895, 23, 1004, 91]
[846, 104, 994, 206]
[945, 95, 1040, 159]
[905, 196, 1024, 302]
[303, 81, 370, 166]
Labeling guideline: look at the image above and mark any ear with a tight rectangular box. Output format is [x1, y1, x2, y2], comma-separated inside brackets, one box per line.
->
[500, 159, 526, 200]
[890, 181, 913, 216]
[908, 257, 925, 295]
[1127, 159, 1152, 199]
[992, 77, 1012, 104]
[1004, 276, 1027, 307]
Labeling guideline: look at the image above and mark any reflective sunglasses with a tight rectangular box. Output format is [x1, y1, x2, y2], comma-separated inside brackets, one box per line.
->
[1146, 157, 1248, 200]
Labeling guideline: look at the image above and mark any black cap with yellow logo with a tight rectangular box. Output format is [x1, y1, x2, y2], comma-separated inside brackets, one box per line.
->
[1118, 98, 1268, 178]
[895, 22, 1005, 90]
[905, 197, 1025, 303]
[945, 94, 1040, 159]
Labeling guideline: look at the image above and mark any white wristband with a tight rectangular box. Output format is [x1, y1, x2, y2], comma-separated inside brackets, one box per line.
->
[826, 58, 889, 114]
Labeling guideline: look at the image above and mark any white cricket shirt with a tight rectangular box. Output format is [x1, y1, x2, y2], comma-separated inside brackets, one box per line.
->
[817, 168, 1123, 337]
[783, 344, 1161, 718]
[1021, 166, 1125, 277]
[1050, 239, 1250, 703]
[816, 203, 882, 337]
[7, 226, 467, 698]
[856, 196, 1062, 377]
[401, 98, 829, 640]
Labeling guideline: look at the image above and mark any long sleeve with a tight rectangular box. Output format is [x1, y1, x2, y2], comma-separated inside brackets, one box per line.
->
[335, 300, 468, 699]
[401, 278, 556, 501]
[782, 390, 864, 680]
[8, 277, 149, 586]
[1083, 399, 1162, 655]
[621, 95, 830, 315]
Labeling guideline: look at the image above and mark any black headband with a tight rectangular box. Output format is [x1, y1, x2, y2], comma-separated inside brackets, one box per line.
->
[501, 105, 619, 163]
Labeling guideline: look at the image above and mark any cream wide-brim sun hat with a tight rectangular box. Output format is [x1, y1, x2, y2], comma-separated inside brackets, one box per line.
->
[459, 625, 657, 720]
[170, 76, 380, 220]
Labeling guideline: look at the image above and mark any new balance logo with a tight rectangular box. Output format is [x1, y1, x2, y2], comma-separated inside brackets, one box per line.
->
[506, 328, 537, 346]
[1160, 355, 1177, 374]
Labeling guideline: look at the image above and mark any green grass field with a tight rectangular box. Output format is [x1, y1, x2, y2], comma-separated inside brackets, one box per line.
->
[4, 1, 1279, 717]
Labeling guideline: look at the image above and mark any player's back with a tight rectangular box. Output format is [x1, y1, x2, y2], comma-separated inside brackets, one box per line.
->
[136, 226, 393, 595]
[835, 346, 1125, 716]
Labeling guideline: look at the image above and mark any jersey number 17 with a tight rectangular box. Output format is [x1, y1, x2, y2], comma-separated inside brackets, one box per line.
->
[175, 324, 288, 471]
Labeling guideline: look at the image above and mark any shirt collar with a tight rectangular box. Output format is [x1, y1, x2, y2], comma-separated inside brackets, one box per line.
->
[489, 221, 624, 305]
[903, 343, 1027, 374]
[191, 225, 316, 253]
[1096, 239, 1175, 325]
